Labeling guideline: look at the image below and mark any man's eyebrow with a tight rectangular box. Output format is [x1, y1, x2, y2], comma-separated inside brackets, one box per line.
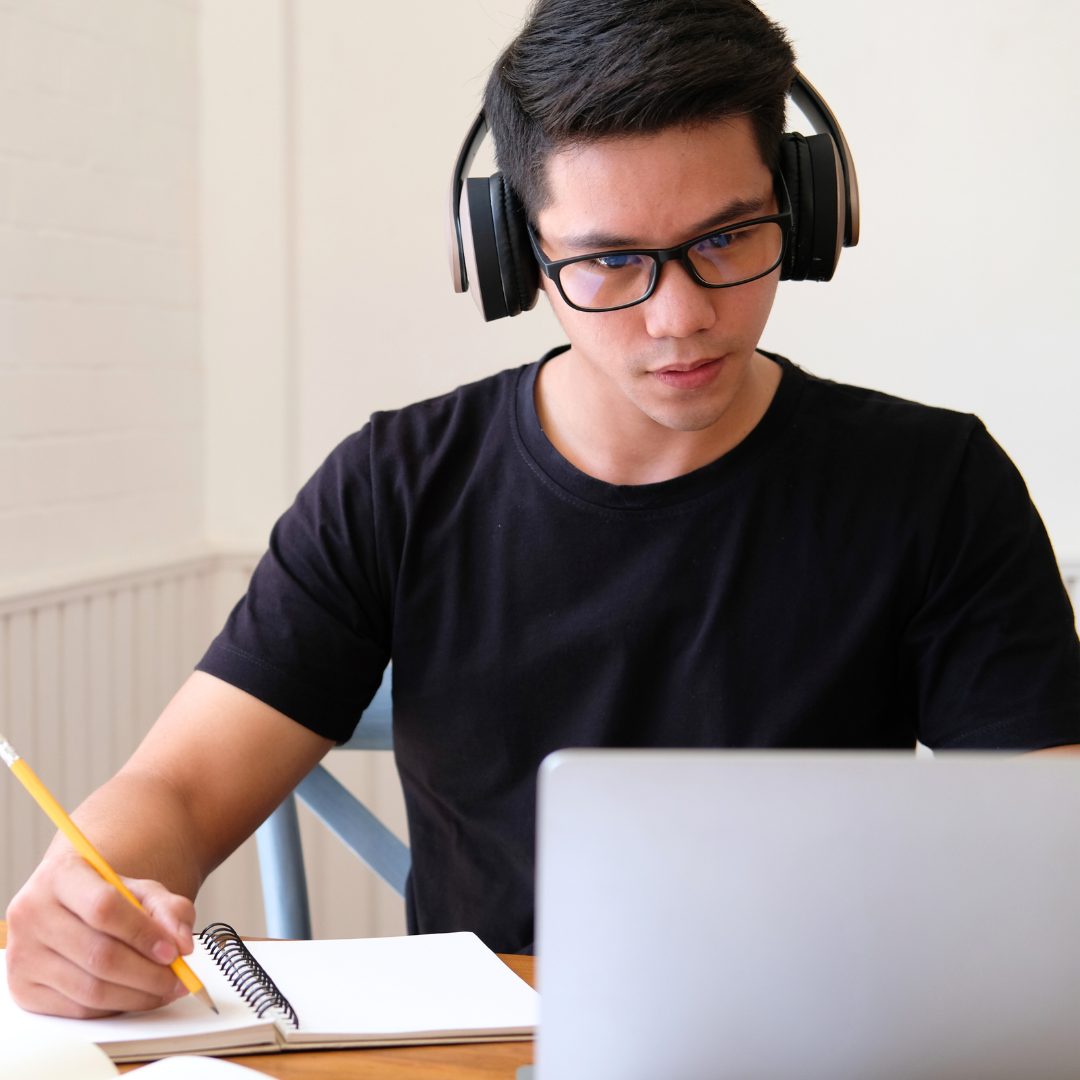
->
[557, 195, 770, 253]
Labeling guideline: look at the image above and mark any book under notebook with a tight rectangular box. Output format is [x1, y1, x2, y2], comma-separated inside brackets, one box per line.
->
[0, 927, 537, 1064]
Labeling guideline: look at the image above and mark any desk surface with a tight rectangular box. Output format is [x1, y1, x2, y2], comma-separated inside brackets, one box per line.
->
[0, 922, 535, 1079]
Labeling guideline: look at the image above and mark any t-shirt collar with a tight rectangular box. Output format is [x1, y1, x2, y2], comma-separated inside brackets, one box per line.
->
[512, 346, 806, 512]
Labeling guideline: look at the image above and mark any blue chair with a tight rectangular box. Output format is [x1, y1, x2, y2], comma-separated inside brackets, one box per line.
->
[255, 668, 410, 939]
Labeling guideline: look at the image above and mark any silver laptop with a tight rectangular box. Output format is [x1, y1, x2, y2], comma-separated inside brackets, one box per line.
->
[534, 751, 1080, 1080]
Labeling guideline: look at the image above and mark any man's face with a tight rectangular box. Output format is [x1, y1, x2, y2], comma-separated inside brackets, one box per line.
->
[534, 116, 780, 433]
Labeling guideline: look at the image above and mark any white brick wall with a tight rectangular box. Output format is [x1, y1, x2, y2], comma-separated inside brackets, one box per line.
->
[0, 0, 409, 943]
[0, 0, 202, 590]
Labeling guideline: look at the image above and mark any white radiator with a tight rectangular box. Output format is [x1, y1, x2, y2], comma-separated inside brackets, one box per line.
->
[0, 552, 408, 939]
[0, 554, 265, 931]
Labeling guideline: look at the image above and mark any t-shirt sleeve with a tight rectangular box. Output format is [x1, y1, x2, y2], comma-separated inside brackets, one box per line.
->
[904, 420, 1080, 750]
[196, 425, 391, 743]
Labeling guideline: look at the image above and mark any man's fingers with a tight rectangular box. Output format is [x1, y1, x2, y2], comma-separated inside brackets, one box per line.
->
[51, 864, 182, 966]
[9, 946, 181, 1019]
[8, 977, 117, 1020]
[126, 876, 196, 957]
[37, 899, 186, 1000]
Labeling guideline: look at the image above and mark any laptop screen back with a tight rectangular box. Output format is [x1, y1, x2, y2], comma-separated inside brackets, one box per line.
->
[535, 751, 1080, 1080]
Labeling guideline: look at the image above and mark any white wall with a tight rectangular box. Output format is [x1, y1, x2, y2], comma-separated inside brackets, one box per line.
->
[200, 0, 297, 551]
[0, 0, 203, 595]
[200, 0, 564, 544]
[757, 0, 1080, 557]
[291, 0, 564, 481]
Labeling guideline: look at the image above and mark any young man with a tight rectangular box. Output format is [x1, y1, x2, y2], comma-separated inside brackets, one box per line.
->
[7, 0, 1079, 1019]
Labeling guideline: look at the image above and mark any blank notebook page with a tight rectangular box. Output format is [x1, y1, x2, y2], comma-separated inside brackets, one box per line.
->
[244, 932, 538, 1042]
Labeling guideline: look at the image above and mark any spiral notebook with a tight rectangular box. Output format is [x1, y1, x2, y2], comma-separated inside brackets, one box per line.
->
[0, 925, 538, 1063]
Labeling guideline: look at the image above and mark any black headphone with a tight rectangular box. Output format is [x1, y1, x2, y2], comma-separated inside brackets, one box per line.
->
[447, 70, 860, 322]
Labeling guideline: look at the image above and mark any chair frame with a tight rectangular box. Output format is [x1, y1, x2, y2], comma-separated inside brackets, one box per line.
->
[255, 671, 409, 939]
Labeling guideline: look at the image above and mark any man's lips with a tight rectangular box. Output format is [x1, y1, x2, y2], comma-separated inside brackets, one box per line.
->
[650, 355, 725, 391]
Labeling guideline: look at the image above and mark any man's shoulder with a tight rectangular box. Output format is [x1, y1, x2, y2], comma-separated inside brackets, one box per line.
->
[301, 362, 538, 507]
[769, 362, 997, 504]
[319, 362, 529, 468]
[793, 366, 982, 457]
[368, 362, 529, 455]
[800, 368, 974, 430]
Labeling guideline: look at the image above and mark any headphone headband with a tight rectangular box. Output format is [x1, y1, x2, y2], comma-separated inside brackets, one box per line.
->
[448, 112, 488, 293]
[787, 71, 860, 247]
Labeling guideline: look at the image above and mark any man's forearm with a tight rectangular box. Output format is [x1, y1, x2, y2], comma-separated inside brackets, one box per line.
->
[48, 671, 334, 895]
[51, 767, 209, 900]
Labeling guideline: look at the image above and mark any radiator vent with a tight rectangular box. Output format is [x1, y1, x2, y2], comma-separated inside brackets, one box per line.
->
[0, 554, 259, 924]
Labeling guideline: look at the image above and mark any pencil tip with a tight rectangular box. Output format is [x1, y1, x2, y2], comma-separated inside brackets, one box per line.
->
[195, 986, 219, 1014]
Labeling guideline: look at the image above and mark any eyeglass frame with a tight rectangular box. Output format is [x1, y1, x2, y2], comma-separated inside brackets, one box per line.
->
[526, 172, 793, 314]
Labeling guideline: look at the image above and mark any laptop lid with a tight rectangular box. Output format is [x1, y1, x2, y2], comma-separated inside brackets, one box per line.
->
[535, 750, 1080, 1080]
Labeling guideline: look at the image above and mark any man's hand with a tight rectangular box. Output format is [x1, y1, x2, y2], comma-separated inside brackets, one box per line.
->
[6, 846, 194, 1018]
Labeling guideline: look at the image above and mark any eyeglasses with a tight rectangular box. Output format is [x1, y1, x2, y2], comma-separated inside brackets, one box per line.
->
[528, 175, 792, 313]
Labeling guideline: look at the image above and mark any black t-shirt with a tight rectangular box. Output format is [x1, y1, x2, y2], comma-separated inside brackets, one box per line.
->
[198, 352, 1080, 953]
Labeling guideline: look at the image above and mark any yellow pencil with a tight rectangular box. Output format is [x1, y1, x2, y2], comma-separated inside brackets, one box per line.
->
[0, 731, 217, 1014]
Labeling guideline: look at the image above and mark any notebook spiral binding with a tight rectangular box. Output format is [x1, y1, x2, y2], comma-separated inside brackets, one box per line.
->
[198, 922, 300, 1029]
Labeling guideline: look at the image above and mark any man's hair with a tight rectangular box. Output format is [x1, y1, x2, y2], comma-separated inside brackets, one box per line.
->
[484, 0, 796, 220]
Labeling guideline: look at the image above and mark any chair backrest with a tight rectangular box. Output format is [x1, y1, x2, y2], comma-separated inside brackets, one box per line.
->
[256, 667, 409, 939]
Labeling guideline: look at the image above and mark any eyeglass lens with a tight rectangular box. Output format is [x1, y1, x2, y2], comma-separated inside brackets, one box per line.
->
[558, 221, 784, 310]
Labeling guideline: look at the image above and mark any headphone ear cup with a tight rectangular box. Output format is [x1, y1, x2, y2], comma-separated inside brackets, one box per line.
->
[804, 133, 843, 282]
[490, 175, 540, 315]
[462, 177, 510, 321]
[461, 175, 540, 321]
[779, 131, 843, 283]
[779, 132, 812, 281]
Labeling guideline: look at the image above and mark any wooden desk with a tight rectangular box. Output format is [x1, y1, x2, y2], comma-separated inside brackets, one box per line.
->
[0, 922, 535, 1079]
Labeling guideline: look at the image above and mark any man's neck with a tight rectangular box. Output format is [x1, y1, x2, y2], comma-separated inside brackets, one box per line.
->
[533, 349, 783, 486]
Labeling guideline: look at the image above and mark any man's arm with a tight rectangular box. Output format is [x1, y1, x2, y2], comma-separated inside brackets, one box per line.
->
[5, 671, 333, 1019]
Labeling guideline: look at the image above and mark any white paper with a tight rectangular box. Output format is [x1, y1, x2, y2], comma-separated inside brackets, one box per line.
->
[244, 932, 538, 1043]
[1, 1036, 118, 1080]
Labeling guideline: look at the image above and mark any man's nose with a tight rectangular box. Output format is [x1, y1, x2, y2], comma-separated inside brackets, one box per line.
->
[642, 259, 717, 339]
